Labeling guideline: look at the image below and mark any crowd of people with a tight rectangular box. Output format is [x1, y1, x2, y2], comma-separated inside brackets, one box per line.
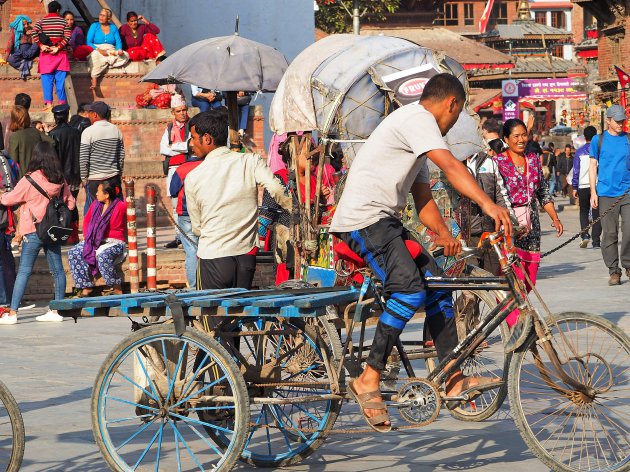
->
[1, 4, 167, 106]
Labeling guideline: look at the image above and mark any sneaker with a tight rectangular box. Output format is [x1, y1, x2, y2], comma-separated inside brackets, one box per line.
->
[626, 268, 630, 280]
[163, 239, 180, 249]
[35, 310, 64, 322]
[580, 239, 589, 249]
[592, 242, 601, 249]
[0, 313, 17, 325]
[609, 272, 622, 286]
[17, 303, 36, 312]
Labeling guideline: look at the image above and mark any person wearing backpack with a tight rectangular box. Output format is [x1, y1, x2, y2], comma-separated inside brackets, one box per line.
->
[589, 105, 630, 286]
[0, 141, 75, 324]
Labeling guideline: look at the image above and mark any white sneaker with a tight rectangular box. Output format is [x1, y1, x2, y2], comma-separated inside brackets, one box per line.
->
[0, 313, 17, 325]
[17, 303, 36, 312]
[36, 310, 64, 322]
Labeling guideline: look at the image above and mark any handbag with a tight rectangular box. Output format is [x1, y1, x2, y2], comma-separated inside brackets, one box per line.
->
[510, 151, 533, 234]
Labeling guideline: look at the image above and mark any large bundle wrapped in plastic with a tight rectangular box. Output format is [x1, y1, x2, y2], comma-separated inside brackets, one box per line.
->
[269, 34, 483, 165]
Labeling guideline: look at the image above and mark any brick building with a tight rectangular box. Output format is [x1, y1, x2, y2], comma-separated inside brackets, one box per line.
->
[572, 0, 630, 101]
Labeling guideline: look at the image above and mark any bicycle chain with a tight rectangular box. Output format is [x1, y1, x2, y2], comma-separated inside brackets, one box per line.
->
[540, 188, 629, 259]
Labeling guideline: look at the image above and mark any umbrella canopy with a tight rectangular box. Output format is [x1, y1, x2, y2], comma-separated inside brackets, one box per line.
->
[141, 34, 289, 92]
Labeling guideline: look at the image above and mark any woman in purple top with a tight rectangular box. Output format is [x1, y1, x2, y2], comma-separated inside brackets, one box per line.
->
[118, 11, 165, 61]
[63, 11, 92, 61]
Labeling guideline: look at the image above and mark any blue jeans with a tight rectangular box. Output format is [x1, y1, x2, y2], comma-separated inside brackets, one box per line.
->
[178, 216, 199, 288]
[191, 97, 223, 112]
[238, 104, 250, 131]
[11, 232, 65, 311]
[547, 175, 556, 196]
[41, 69, 67, 104]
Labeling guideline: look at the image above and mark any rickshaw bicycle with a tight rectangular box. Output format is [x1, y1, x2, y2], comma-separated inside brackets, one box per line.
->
[0, 379, 25, 472]
[70, 226, 627, 472]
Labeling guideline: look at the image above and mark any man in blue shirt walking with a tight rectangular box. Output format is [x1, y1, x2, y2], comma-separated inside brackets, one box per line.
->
[589, 105, 630, 285]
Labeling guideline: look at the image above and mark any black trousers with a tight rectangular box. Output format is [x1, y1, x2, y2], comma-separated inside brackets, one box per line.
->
[577, 188, 601, 245]
[335, 217, 458, 371]
[199, 254, 256, 290]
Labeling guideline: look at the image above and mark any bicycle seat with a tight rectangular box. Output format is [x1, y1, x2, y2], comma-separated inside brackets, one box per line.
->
[334, 240, 423, 267]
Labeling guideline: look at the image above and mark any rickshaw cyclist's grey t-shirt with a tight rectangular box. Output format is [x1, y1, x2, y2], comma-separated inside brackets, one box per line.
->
[330, 102, 449, 233]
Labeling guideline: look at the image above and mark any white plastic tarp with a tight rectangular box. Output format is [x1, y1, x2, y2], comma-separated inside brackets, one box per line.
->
[270, 34, 484, 164]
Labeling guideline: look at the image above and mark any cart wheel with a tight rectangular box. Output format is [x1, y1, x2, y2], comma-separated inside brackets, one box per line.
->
[0, 379, 25, 472]
[92, 325, 249, 472]
[213, 316, 342, 467]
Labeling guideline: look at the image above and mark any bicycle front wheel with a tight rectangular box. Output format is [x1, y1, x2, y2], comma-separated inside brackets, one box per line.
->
[92, 325, 250, 472]
[509, 311, 630, 472]
[0, 380, 25, 472]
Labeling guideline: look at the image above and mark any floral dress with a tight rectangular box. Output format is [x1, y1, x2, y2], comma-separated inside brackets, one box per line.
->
[494, 151, 554, 253]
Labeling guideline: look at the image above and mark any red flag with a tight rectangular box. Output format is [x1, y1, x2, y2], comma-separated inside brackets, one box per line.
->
[479, 0, 495, 34]
[615, 66, 630, 89]
[615, 66, 629, 130]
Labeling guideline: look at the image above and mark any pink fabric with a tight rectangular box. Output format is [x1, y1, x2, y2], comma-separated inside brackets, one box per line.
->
[505, 248, 541, 327]
[170, 120, 186, 144]
[267, 133, 288, 173]
[38, 50, 70, 73]
[0, 170, 76, 235]
[83, 198, 127, 242]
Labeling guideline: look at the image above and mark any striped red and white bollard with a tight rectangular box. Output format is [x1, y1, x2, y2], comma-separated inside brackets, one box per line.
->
[125, 179, 140, 293]
[145, 184, 157, 291]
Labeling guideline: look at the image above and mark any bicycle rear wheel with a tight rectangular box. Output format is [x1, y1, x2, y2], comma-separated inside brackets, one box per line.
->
[425, 266, 510, 421]
[0, 380, 24, 472]
[509, 311, 630, 472]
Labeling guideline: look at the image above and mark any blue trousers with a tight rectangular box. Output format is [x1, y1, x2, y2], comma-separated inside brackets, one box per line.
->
[191, 97, 223, 112]
[11, 232, 65, 311]
[41, 70, 67, 104]
[0, 233, 16, 305]
[238, 104, 250, 131]
[177, 215, 199, 289]
[68, 241, 125, 288]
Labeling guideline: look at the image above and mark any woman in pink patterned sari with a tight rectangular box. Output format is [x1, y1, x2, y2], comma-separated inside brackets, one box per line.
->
[494, 119, 563, 330]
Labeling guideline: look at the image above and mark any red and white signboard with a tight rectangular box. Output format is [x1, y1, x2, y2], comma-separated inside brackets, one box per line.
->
[382, 64, 439, 106]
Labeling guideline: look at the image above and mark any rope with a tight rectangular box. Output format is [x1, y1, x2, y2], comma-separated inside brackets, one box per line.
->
[540, 188, 629, 259]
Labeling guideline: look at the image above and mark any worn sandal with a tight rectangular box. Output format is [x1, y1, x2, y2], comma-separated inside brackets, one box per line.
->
[347, 379, 392, 433]
[444, 376, 504, 410]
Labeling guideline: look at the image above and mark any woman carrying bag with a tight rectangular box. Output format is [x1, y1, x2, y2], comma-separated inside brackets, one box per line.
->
[0, 142, 75, 325]
[494, 119, 563, 347]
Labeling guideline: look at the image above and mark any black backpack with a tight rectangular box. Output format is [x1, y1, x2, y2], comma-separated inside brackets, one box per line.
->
[25, 175, 73, 244]
[0, 152, 15, 230]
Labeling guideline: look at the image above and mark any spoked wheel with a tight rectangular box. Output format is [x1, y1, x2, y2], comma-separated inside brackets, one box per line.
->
[425, 266, 510, 421]
[92, 325, 249, 472]
[0, 380, 24, 472]
[509, 312, 630, 472]
[215, 316, 342, 467]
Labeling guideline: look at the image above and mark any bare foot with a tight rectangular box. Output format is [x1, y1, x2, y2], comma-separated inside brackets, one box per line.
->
[445, 370, 501, 397]
[81, 289, 94, 297]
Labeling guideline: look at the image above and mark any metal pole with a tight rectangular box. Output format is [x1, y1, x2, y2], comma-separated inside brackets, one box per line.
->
[125, 179, 139, 293]
[145, 185, 157, 291]
[353, 0, 360, 35]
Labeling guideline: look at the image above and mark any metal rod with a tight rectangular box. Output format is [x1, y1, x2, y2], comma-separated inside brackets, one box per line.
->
[124, 179, 139, 293]
[145, 184, 157, 291]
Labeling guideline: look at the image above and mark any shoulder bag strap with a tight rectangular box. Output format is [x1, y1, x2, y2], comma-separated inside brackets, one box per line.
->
[597, 133, 604, 159]
[25, 175, 51, 200]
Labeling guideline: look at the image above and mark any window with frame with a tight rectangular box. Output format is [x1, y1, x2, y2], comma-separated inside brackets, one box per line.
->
[535, 11, 546, 25]
[435, 3, 459, 26]
[552, 45, 564, 57]
[492, 2, 508, 25]
[550, 11, 566, 29]
[464, 3, 474, 26]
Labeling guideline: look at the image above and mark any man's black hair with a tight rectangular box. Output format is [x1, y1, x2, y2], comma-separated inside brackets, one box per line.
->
[126, 11, 138, 21]
[62, 10, 73, 17]
[77, 102, 90, 113]
[48, 1, 62, 14]
[548, 142, 555, 150]
[54, 113, 68, 126]
[14, 93, 31, 110]
[584, 125, 597, 142]
[482, 118, 502, 135]
[420, 73, 466, 104]
[189, 107, 229, 147]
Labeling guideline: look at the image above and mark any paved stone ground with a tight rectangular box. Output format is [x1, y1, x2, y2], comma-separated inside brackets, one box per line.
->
[0, 196, 627, 471]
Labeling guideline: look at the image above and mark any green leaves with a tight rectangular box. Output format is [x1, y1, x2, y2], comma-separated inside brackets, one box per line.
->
[315, 0, 401, 34]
